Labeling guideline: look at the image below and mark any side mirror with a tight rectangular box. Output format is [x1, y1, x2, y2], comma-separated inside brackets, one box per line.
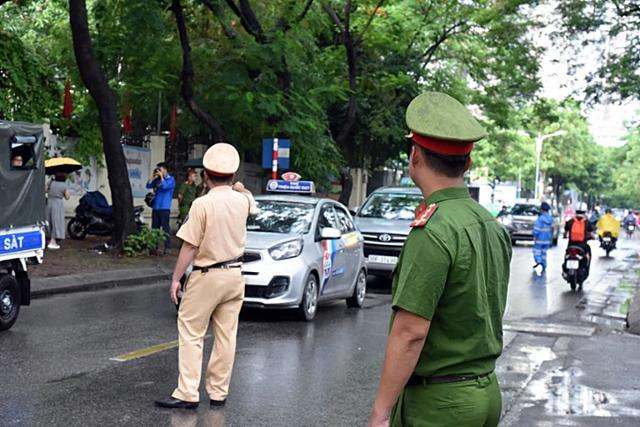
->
[320, 227, 342, 240]
[349, 206, 359, 216]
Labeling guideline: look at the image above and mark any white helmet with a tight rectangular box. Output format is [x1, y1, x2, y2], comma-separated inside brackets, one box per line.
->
[576, 202, 588, 213]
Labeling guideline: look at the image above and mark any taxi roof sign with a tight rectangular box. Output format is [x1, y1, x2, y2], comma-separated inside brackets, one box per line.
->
[266, 179, 315, 194]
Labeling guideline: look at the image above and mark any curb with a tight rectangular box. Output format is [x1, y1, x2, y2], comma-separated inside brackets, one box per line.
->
[30, 268, 172, 299]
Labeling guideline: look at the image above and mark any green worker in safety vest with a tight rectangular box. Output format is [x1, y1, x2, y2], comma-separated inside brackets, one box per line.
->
[368, 92, 512, 427]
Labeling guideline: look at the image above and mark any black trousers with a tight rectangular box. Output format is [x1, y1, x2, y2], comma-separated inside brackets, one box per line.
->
[152, 209, 171, 249]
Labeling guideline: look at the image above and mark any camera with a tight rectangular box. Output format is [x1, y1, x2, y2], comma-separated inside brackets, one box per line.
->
[154, 167, 161, 174]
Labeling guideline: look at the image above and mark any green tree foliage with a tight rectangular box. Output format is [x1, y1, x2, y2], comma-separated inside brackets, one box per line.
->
[557, 0, 640, 102]
[2, 0, 542, 185]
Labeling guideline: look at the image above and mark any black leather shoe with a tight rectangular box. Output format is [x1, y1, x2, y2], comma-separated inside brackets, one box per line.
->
[155, 397, 199, 409]
[210, 399, 226, 407]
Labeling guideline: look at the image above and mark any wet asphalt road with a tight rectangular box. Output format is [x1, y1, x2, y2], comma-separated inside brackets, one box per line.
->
[1, 237, 638, 426]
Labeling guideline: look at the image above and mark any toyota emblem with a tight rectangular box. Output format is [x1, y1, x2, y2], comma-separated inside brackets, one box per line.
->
[378, 233, 392, 242]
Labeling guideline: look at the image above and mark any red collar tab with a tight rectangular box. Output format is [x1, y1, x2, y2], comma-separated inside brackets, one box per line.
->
[411, 132, 474, 156]
[411, 203, 438, 228]
[205, 168, 233, 178]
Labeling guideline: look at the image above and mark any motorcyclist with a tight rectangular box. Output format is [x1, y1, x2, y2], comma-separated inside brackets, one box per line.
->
[623, 210, 637, 229]
[596, 208, 620, 248]
[564, 202, 595, 279]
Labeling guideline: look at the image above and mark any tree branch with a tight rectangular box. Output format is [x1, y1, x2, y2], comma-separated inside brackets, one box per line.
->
[612, 0, 640, 18]
[200, 0, 238, 39]
[224, 0, 267, 41]
[358, 0, 385, 42]
[422, 20, 468, 68]
[296, 0, 315, 23]
[171, 0, 226, 142]
[322, 1, 357, 147]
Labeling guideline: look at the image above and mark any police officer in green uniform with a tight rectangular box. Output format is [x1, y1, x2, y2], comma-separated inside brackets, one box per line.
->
[368, 92, 512, 427]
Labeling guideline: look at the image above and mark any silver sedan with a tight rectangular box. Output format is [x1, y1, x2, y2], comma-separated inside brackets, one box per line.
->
[241, 195, 367, 321]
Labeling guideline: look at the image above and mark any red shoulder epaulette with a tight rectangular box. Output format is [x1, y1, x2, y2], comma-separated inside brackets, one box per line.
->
[411, 203, 438, 228]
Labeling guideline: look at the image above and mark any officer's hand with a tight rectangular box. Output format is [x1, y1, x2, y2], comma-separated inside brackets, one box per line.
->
[367, 410, 390, 427]
[170, 280, 181, 305]
[232, 181, 246, 192]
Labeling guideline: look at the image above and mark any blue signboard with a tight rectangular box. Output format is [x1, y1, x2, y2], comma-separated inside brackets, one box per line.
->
[266, 180, 315, 193]
[0, 229, 44, 256]
[262, 138, 291, 169]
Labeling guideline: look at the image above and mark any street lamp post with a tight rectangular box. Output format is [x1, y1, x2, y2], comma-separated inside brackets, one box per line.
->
[534, 129, 567, 200]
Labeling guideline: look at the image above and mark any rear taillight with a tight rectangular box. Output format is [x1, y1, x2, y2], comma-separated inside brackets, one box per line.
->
[568, 248, 580, 257]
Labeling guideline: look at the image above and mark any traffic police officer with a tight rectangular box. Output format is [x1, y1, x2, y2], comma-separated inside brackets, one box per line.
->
[156, 143, 258, 410]
[369, 92, 512, 427]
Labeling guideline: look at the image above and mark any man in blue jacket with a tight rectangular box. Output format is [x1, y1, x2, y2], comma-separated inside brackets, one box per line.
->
[532, 202, 554, 273]
[146, 162, 175, 251]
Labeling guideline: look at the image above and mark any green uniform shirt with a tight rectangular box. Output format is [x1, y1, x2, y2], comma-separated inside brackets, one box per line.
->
[178, 182, 199, 220]
[391, 187, 512, 378]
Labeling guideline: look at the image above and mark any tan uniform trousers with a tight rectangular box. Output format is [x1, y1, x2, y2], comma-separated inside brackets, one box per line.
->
[171, 268, 244, 402]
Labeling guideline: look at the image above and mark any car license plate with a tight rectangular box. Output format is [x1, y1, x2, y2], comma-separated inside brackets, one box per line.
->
[368, 255, 398, 264]
[566, 260, 579, 270]
[604, 237, 611, 242]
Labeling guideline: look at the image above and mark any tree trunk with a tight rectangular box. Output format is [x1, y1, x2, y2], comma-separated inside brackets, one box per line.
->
[69, 0, 136, 249]
[172, 0, 226, 142]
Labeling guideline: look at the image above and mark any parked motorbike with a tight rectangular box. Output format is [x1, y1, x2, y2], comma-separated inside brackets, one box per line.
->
[600, 231, 615, 257]
[67, 191, 145, 240]
[562, 245, 589, 291]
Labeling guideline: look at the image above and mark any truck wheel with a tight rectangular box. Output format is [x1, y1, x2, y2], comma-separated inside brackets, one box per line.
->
[0, 274, 21, 331]
[346, 269, 367, 308]
[67, 218, 87, 240]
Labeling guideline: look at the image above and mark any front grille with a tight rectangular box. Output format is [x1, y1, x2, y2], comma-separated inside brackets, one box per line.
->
[364, 245, 403, 257]
[245, 285, 265, 298]
[242, 252, 261, 263]
[361, 232, 407, 248]
[244, 276, 290, 299]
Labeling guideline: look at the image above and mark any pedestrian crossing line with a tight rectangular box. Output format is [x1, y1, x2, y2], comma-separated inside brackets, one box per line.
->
[109, 340, 178, 362]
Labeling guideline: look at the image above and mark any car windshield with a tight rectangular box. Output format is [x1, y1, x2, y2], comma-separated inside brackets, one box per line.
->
[247, 200, 315, 234]
[511, 204, 540, 216]
[358, 193, 423, 220]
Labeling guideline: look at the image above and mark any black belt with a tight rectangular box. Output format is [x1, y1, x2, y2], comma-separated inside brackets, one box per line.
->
[192, 258, 242, 273]
[407, 371, 492, 386]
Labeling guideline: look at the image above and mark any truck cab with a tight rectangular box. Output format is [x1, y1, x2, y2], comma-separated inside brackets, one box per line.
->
[0, 121, 46, 331]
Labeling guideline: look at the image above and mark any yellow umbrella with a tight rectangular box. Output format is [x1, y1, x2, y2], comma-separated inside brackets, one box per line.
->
[44, 157, 82, 175]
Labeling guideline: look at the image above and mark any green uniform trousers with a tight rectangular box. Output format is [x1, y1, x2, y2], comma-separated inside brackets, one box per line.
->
[391, 372, 501, 427]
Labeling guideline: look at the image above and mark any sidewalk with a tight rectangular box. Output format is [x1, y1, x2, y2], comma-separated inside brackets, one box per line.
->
[29, 236, 177, 298]
[500, 252, 640, 426]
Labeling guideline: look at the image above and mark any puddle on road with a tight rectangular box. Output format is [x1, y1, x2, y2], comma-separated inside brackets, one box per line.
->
[528, 366, 640, 417]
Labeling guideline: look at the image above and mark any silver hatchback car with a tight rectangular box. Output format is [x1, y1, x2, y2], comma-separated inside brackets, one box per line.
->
[241, 195, 367, 321]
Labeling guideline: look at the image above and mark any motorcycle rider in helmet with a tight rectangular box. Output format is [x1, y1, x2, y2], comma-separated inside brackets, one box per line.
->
[564, 202, 595, 280]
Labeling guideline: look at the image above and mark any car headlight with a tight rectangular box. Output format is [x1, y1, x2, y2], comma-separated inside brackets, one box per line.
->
[499, 216, 513, 227]
[269, 239, 303, 260]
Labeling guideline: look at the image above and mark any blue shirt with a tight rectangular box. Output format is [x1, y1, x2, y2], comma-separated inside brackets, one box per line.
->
[146, 175, 175, 210]
[533, 212, 554, 245]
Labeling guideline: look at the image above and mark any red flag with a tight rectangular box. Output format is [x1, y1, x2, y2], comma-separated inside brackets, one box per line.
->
[122, 109, 132, 133]
[169, 104, 177, 143]
[62, 79, 73, 120]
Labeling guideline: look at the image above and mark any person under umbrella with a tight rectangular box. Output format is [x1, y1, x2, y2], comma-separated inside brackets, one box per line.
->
[532, 202, 554, 273]
[46, 172, 70, 249]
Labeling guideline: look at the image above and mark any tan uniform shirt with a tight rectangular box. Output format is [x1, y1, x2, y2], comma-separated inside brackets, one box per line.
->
[176, 185, 258, 266]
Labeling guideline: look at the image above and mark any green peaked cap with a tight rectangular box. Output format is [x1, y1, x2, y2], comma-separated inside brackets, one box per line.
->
[406, 92, 486, 142]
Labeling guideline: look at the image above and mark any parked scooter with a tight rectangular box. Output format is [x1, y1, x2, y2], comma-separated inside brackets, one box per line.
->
[600, 231, 616, 257]
[562, 245, 589, 291]
[67, 191, 145, 240]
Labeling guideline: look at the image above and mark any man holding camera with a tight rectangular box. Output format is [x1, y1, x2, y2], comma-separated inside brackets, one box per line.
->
[146, 162, 175, 251]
